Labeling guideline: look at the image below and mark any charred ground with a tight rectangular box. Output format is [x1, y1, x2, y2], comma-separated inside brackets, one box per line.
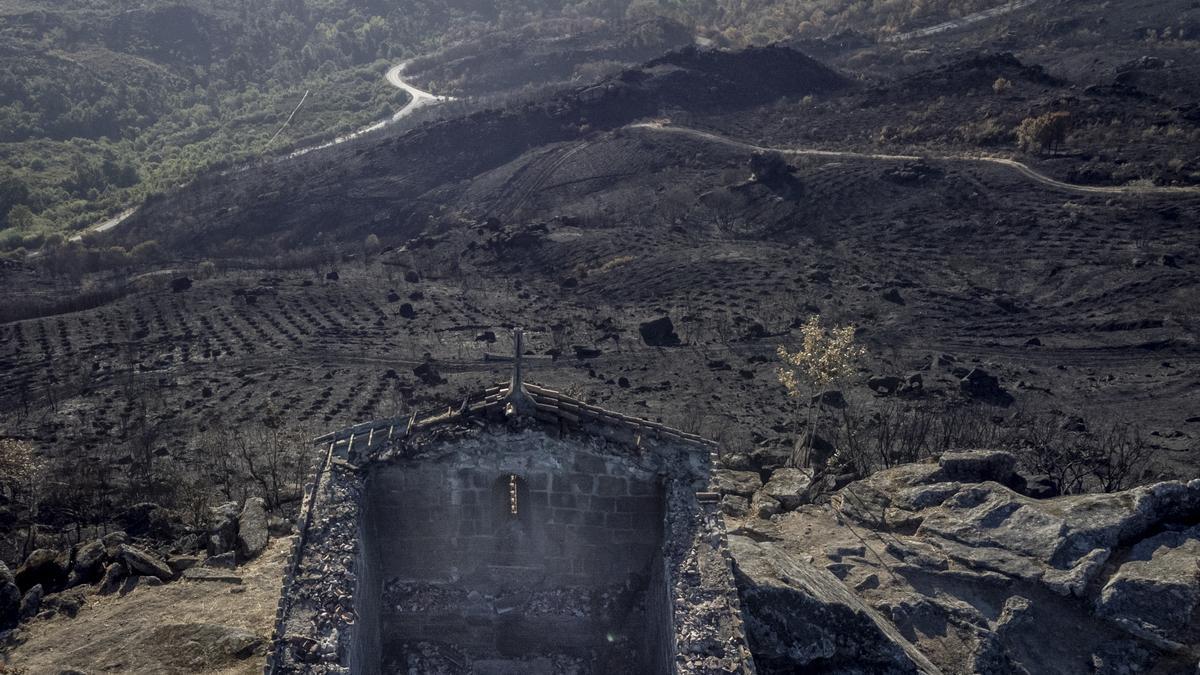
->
[1, 0, 1198, 600]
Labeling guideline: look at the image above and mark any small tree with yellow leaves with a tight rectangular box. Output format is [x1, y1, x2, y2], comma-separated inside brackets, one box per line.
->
[0, 438, 39, 494]
[0, 438, 43, 557]
[777, 316, 866, 468]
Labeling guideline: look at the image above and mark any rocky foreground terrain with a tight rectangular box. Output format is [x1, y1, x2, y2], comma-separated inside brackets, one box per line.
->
[0, 498, 286, 672]
[2, 450, 1197, 673]
[720, 450, 1200, 673]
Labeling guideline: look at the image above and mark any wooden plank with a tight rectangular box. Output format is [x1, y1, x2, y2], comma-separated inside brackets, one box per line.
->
[533, 401, 579, 423]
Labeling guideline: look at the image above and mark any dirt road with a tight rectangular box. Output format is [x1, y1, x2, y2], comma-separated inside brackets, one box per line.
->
[629, 121, 1200, 196]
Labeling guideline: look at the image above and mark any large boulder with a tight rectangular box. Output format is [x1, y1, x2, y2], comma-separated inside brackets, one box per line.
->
[18, 584, 43, 621]
[730, 536, 939, 674]
[0, 561, 14, 589]
[714, 469, 763, 497]
[70, 539, 107, 586]
[236, 497, 269, 561]
[750, 491, 781, 519]
[721, 494, 749, 518]
[937, 450, 1015, 484]
[837, 451, 1018, 519]
[0, 561, 20, 628]
[1095, 525, 1200, 649]
[959, 368, 1010, 404]
[868, 375, 903, 395]
[760, 468, 814, 511]
[638, 316, 680, 347]
[97, 562, 127, 595]
[14, 548, 68, 593]
[835, 462, 949, 528]
[121, 502, 182, 538]
[101, 531, 129, 558]
[207, 502, 240, 556]
[168, 555, 203, 576]
[117, 544, 174, 581]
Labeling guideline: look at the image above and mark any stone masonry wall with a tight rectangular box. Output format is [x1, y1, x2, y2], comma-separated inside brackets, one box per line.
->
[366, 434, 664, 585]
[350, 481, 382, 675]
[269, 421, 756, 674]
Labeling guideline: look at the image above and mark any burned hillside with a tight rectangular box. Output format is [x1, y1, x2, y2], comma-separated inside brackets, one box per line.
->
[3, 0, 1200, 672]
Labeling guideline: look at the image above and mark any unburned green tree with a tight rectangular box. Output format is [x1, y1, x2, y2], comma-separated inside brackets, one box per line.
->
[6, 204, 35, 230]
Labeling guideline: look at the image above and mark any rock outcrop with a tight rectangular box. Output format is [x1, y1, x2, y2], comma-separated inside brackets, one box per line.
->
[730, 536, 941, 674]
[639, 316, 681, 347]
[204, 498, 272, 562]
[18, 584, 43, 621]
[207, 502, 240, 557]
[0, 561, 20, 628]
[759, 468, 813, 511]
[237, 497, 269, 560]
[726, 450, 1200, 674]
[97, 561, 127, 595]
[714, 469, 763, 497]
[1095, 525, 1200, 651]
[838, 453, 1200, 597]
[117, 544, 174, 581]
[958, 368, 1011, 404]
[14, 548, 69, 593]
[70, 539, 107, 586]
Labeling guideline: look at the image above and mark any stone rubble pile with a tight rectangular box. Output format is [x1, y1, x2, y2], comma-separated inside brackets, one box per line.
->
[0, 496, 276, 634]
[272, 461, 360, 672]
[384, 640, 593, 675]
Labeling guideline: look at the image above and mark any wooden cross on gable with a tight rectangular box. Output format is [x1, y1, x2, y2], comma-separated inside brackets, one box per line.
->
[502, 327, 536, 417]
[490, 328, 552, 419]
[511, 327, 526, 393]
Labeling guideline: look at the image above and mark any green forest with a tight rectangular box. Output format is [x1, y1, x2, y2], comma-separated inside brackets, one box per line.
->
[0, 0, 1003, 251]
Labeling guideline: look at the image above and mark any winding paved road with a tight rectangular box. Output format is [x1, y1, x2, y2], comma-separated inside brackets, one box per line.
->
[628, 122, 1200, 197]
[286, 62, 452, 160]
[70, 207, 136, 241]
[385, 63, 453, 116]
